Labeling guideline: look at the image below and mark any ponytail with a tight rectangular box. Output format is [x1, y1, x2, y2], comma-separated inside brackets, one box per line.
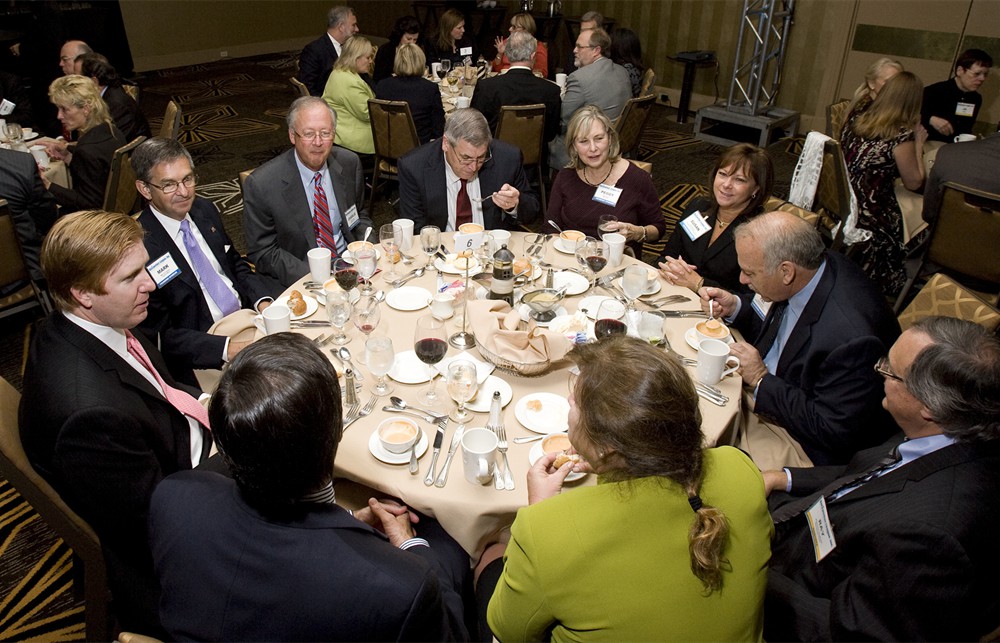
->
[686, 485, 731, 594]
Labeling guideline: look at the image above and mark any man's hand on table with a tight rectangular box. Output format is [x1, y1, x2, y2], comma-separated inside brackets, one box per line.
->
[698, 286, 738, 318]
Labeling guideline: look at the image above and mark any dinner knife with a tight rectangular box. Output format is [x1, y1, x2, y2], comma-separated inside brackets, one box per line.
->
[424, 424, 447, 486]
[659, 310, 709, 318]
[434, 424, 465, 487]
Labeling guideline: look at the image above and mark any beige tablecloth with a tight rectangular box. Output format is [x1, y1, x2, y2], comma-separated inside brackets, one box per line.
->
[277, 231, 743, 557]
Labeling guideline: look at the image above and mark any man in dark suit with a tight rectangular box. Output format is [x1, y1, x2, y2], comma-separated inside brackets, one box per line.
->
[471, 30, 561, 143]
[80, 53, 151, 141]
[398, 107, 540, 232]
[922, 132, 1000, 224]
[150, 333, 470, 640]
[296, 5, 359, 97]
[243, 96, 372, 288]
[19, 210, 212, 636]
[0, 147, 58, 283]
[701, 211, 900, 469]
[763, 316, 1000, 641]
[133, 137, 274, 386]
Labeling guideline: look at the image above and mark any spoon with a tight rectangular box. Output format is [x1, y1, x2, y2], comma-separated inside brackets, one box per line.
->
[390, 396, 446, 420]
[390, 266, 425, 287]
[372, 290, 386, 304]
[547, 219, 564, 233]
[337, 346, 364, 381]
[513, 435, 545, 444]
[362, 226, 372, 243]
[408, 440, 419, 474]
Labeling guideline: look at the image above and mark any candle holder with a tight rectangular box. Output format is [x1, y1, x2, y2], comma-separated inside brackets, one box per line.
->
[449, 261, 477, 349]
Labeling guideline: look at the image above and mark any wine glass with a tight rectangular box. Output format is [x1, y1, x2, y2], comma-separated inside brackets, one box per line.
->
[354, 296, 381, 339]
[447, 69, 462, 97]
[621, 264, 649, 312]
[421, 225, 441, 272]
[325, 288, 353, 345]
[597, 214, 619, 235]
[414, 315, 448, 406]
[594, 298, 628, 339]
[447, 359, 479, 422]
[575, 236, 605, 289]
[4, 122, 23, 146]
[476, 232, 495, 273]
[380, 223, 402, 278]
[365, 335, 395, 396]
[354, 244, 377, 296]
[437, 59, 451, 82]
[333, 257, 359, 295]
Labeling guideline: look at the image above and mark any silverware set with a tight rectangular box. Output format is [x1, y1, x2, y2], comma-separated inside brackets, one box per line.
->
[388, 266, 425, 288]
[344, 395, 378, 430]
[694, 382, 730, 406]
[489, 420, 515, 491]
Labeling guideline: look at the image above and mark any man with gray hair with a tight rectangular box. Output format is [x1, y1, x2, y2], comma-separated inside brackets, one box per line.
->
[398, 107, 540, 232]
[763, 316, 1000, 640]
[243, 96, 371, 287]
[471, 30, 561, 143]
[579, 10, 604, 31]
[297, 6, 360, 96]
[58, 39, 91, 76]
[701, 210, 900, 469]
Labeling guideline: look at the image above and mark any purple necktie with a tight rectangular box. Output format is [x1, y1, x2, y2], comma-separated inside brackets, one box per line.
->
[179, 219, 240, 317]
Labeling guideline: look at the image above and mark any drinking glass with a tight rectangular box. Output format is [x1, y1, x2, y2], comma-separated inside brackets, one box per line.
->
[621, 264, 649, 311]
[421, 225, 441, 272]
[332, 257, 359, 294]
[522, 232, 545, 276]
[325, 288, 353, 345]
[354, 296, 381, 339]
[476, 232, 495, 273]
[365, 335, 395, 396]
[447, 70, 462, 96]
[638, 311, 666, 346]
[594, 298, 628, 339]
[437, 59, 451, 81]
[447, 359, 479, 422]
[414, 315, 448, 406]
[575, 236, 605, 289]
[597, 214, 619, 235]
[4, 122, 23, 146]
[380, 223, 402, 278]
[354, 244, 377, 295]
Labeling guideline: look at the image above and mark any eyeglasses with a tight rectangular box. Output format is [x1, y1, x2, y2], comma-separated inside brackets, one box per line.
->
[294, 130, 334, 142]
[874, 356, 903, 383]
[574, 44, 597, 50]
[145, 174, 198, 195]
[450, 145, 492, 167]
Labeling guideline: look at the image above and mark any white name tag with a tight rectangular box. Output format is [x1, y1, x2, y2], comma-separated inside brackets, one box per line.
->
[459, 46, 473, 57]
[147, 252, 181, 288]
[0, 99, 14, 116]
[592, 183, 622, 207]
[751, 293, 771, 319]
[955, 101, 975, 117]
[344, 204, 360, 228]
[679, 210, 711, 241]
[805, 496, 837, 562]
[453, 231, 483, 251]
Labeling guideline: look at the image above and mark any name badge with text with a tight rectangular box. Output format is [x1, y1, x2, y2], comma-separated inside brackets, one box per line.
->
[344, 204, 360, 228]
[679, 210, 711, 241]
[592, 183, 622, 207]
[751, 293, 771, 320]
[459, 46, 473, 57]
[805, 496, 837, 562]
[147, 252, 181, 288]
[955, 102, 975, 117]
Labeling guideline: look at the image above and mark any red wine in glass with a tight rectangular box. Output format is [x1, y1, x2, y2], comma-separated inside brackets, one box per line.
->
[335, 267, 359, 291]
[594, 318, 627, 338]
[415, 337, 448, 365]
[586, 255, 608, 274]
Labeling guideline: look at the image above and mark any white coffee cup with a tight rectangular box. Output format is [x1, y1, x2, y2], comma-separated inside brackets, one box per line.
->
[429, 292, 455, 319]
[260, 304, 291, 335]
[696, 339, 740, 385]
[954, 133, 977, 143]
[461, 427, 498, 485]
[29, 145, 49, 168]
[377, 417, 419, 454]
[307, 247, 332, 283]
[456, 96, 471, 109]
[602, 232, 626, 267]
[395, 218, 415, 251]
[490, 229, 512, 246]
[555, 73, 567, 88]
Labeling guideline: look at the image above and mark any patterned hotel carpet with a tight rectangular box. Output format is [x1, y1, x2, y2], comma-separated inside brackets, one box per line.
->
[0, 51, 801, 641]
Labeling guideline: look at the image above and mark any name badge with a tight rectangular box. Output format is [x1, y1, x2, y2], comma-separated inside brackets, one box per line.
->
[679, 210, 711, 241]
[344, 204, 360, 228]
[805, 496, 837, 562]
[459, 46, 473, 57]
[147, 252, 181, 288]
[955, 101, 975, 117]
[751, 293, 771, 319]
[454, 231, 484, 251]
[0, 99, 14, 116]
[592, 183, 622, 207]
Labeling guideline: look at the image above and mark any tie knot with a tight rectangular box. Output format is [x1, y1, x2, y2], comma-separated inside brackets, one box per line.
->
[180, 218, 191, 232]
[314, 172, 323, 185]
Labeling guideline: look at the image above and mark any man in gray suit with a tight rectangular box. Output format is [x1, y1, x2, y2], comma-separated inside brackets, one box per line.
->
[921, 133, 1000, 225]
[548, 28, 631, 168]
[243, 96, 372, 288]
[0, 147, 58, 284]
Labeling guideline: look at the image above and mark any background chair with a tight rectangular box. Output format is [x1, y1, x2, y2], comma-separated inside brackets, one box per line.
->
[367, 99, 421, 212]
[289, 76, 310, 98]
[812, 138, 854, 250]
[159, 101, 181, 140]
[614, 94, 656, 159]
[0, 200, 50, 318]
[825, 98, 850, 140]
[102, 136, 147, 215]
[0, 376, 113, 641]
[122, 82, 140, 104]
[494, 103, 547, 215]
[896, 273, 1000, 332]
[639, 68, 656, 97]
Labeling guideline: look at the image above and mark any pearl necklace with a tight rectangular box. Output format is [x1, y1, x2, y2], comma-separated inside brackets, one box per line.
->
[582, 162, 614, 187]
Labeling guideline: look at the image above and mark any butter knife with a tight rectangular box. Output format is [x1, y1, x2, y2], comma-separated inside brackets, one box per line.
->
[434, 424, 465, 487]
[424, 423, 447, 485]
[660, 310, 709, 318]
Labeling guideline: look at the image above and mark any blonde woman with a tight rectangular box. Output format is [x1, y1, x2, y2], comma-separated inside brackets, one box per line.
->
[842, 71, 928, 297]
[842, 57, 903, 135]
[374, 43, 445, 143]
[43, 74, 126, 209]
[322, 35, 375, 155]
[491, 12, 548, 77]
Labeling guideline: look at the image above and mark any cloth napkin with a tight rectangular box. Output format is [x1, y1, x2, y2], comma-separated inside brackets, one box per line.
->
[467, 300, 573, 364]
[208, 309, 262, 343]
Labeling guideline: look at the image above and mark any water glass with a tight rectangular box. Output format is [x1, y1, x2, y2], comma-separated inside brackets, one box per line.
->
[380, 223, 402, 278]
[354, 245, 377, 295]
[365, 335, 395, 396]
[621, 264, 649, 310]
[326, 288, 353, 345]
[447, 359, 479, 422]
[638, 311, 666, 346]
[421, 225, 441, 271]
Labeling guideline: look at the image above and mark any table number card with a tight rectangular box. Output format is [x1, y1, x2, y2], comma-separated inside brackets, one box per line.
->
[454, 231, 484, 251]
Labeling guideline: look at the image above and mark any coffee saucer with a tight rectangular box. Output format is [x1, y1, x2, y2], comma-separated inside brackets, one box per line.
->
[685, 326, 734, 351]
[368, 428, 428, 464]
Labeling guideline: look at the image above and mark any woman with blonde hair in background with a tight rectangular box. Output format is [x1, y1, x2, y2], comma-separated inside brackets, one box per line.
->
[375, 43, 445, 144]
[841, 57, 903, 136]
[322, 35, 376, 155]
[491, 12, 548, 77]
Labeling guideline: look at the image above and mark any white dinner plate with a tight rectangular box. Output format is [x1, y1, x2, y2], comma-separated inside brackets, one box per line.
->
[552, 271, 589, 295]
[553, 239, 577, 254]
[435, 351, 494, 384]
[387, 350, 435, 384]
[368, 428, 428, 465]
[435, 254, 483, 275]
[684, 326, 735, 351]
[548, 313, 593, 340]
[518, 304, 568, 327]
[577, 295, 616, 320]
[514, 392, 570, 434]
[618, 274, 661, 296]
[274, 294, 318, 320]
[386, 286, 432, 311]
[465, 375, 514, 413]
[529, 441, 586, 482]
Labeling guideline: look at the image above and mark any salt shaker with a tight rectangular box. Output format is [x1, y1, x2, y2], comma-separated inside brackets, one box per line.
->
[344, 368, 358, 408]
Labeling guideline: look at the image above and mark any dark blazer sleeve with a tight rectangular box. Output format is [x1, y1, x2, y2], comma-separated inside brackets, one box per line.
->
[48, 124, 124, 210]
[0, 149, 58, 282]
[298, 37, 337, 97]
[398, 143, 438, 232]
[103, 85, 151, 141]
[242, 159, 310, 287]
[470, 80, 501, 133]
[486, 140, 540, 227]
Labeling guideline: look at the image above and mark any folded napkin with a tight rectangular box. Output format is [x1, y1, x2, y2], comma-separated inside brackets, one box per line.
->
[208, 309, 262, 343]
[467, 300, 573, 365]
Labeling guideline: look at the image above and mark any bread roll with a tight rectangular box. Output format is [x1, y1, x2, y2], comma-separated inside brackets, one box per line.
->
[553, 452, 581, 468]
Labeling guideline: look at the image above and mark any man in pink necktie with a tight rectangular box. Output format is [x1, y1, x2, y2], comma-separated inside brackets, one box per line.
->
[19, 209, 212, 637]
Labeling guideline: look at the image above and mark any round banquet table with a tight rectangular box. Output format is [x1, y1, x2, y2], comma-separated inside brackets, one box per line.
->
[278, 231, 743, 557]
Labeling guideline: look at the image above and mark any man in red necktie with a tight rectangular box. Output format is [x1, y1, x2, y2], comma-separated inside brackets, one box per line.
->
[19, 209, 211, 637]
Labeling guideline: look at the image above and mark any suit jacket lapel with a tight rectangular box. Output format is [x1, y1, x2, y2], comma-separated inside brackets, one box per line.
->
[776, 255, 836, 373]
[281, 150, 317, 252]
[425, 147, 450, 226]
[326, 153, 355, 242]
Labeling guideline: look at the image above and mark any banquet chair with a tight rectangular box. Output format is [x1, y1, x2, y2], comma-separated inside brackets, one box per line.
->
[812, 138, 853, 250]
[122, 82, 140, 104]
[367, 99, 421, 211]
[159, 101, 182, 140]
[103, 136, 147, 215]
[0, 376, 113, 641]
[289, 76, 310, 98]
[896, 273, 1000, 332]
[894, 181, 1000, 314]
[614, 94, 656, 159]
[825, 98, 850, 140]
[639, 68, 656, 97]
[495, 104, 547, 215]
[0, 200, 50, 318]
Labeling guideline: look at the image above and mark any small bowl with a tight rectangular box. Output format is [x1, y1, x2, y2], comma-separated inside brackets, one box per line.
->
[348, 240, 375, 255]
[557, 230, 584, 251]
[541, 432, 572, 455]
[694, 319, 731, 344]
[377, 417, 419, 454]
[458, 223, 484, 234]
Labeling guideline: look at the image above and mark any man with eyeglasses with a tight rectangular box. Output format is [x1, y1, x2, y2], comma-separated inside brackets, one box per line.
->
[922, 48, 993, 142]
[398, 107, 540, 232]
[133, 137, 275, 387]
[548, 27, 631, 168]
[58, 39, 91, 76]
[761, 316, 1000, 641]
[243, 96, 371, 287]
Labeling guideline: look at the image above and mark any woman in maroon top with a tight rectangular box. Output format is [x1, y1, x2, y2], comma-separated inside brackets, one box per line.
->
[543, 105, 663, 257]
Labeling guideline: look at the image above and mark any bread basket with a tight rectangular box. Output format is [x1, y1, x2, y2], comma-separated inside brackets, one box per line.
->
[476, 340, 551, 377]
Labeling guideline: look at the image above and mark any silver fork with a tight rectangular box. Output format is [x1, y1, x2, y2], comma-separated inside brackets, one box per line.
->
[344, 395, 378, 430]
[312, 333, 329, 345]
[496, 424, 514, 491]
[470, 193, 495, 204]
[487, 422, 504, 490]
[343, 399, 360, 424]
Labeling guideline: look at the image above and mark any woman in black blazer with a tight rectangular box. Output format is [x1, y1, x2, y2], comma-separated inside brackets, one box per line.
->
[374, 44, 445, 144]
[372, 15, 422, 85]
[42, 74, 126, 211]
[424, 8, 478, 65]
[657, 143, 774, 293]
